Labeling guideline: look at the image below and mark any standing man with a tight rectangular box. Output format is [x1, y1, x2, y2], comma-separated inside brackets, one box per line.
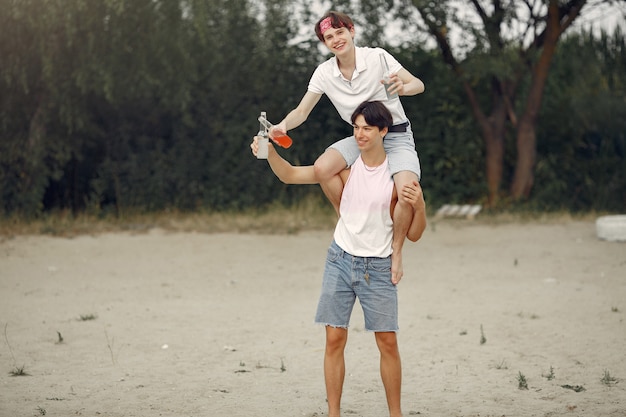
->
[269, 11, 425, 286]
[252, 101, 426, 417]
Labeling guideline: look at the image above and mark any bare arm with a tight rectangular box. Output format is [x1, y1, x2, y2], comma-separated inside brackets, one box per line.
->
[251, 136, 348, 215]
[271, 91, 322, 137]
[251, 137, 317, 184]
[387, 68, 425, 97]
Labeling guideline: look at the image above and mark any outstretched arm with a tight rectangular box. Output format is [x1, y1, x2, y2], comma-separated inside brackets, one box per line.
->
[270, 91, 322, 138]
[251, 136, 317, 184]
[251, 136, 347, 216]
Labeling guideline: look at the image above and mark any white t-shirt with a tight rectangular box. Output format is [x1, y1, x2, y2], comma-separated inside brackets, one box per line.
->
[308, 47, 409, 126]
[334, 155, 394, 257]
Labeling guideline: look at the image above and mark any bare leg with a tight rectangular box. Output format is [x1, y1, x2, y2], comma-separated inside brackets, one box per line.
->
[375, 332, 403, 417]
[314, 149, 348, 215]
[323, 174, 345, 217]
[324, 326, 348, 417]
[391, 171, 419, 285]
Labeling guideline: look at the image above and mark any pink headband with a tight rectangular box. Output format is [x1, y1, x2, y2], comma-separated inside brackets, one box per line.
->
[319, 17, 334, 34]
[319, 17, 352, 35]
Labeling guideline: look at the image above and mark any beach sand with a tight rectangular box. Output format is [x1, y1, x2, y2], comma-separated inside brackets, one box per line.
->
[1, 219, 624, 416]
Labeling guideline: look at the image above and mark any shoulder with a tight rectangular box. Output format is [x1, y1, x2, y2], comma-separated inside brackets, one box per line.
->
[312, 56, 336, 76]
[356, 46, 377, 58]
[358, 47, 393, 67]
[357, 46, 386, 56]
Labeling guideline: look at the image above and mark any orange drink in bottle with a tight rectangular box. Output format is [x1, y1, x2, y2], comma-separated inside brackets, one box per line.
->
[258, 115, 293, 149]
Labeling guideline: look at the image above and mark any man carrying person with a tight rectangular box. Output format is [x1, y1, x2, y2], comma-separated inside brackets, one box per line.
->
[251, 101, 426, 417]
[268, 10, 426, 285]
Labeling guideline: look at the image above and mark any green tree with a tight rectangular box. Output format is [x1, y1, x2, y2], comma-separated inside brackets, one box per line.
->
[404, 0, 622, 205]
[2, 0, 623, 216]
[0, 0, 95, 215]
[535, 29, 626, 211]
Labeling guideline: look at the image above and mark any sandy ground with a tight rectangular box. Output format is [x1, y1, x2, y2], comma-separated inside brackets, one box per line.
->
[0, 219, 625, 417]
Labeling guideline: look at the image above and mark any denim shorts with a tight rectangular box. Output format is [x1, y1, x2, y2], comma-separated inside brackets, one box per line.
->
[328, 122, 421, 179]
[315, 240, 398, 332]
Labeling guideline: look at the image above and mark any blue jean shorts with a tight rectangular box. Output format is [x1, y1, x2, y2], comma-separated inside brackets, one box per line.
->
[328, 122, 421, 179]
[315, 240, 398, 332]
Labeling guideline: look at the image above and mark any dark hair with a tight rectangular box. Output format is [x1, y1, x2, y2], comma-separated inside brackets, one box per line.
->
[351, 101, 393, 131]
[315, 11, 354, 42]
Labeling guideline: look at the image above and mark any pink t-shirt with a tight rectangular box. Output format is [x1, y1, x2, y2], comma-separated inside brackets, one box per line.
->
[334, 155, 394, 257]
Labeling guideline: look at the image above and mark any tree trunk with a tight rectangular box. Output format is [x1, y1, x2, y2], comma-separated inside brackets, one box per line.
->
[484, 127, 505, 206]
[462, 81, 508, 206]
[510, 0, 583, 199]
[511, 120, 537, 198]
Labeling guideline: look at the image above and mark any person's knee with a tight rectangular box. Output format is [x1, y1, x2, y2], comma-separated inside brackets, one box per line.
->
[375, 332, 399, 356]
[326, 327, 348, 352]
[393, 171, 419, 205]
[393, 170, 419, 188]
[315, 150, 346, 183]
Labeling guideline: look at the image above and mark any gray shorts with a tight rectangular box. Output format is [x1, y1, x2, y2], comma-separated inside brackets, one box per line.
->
[328, 122, 421, 179]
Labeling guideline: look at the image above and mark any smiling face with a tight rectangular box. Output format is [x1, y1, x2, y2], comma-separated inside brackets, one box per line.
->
[322, 26, 355, 57]
[353, 115, 384, 152]
[350, 101, 392, 153]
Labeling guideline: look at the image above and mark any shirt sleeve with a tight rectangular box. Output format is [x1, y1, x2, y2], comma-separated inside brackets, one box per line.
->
[307, 65, 326, 94]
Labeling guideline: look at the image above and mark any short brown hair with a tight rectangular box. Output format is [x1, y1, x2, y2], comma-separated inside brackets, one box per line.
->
[315, 11, 354, 42]
[351, 101, 393, 131]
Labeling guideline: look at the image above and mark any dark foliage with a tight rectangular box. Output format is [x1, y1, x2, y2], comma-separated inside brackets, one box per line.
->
[0, 1, 623, 217]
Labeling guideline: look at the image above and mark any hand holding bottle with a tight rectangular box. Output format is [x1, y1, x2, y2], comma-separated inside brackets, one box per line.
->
[380, 53, 399, 100]
[259, 115, 293, 148]
[251, 135, 274, 159]
[256, 111, 269, 159]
